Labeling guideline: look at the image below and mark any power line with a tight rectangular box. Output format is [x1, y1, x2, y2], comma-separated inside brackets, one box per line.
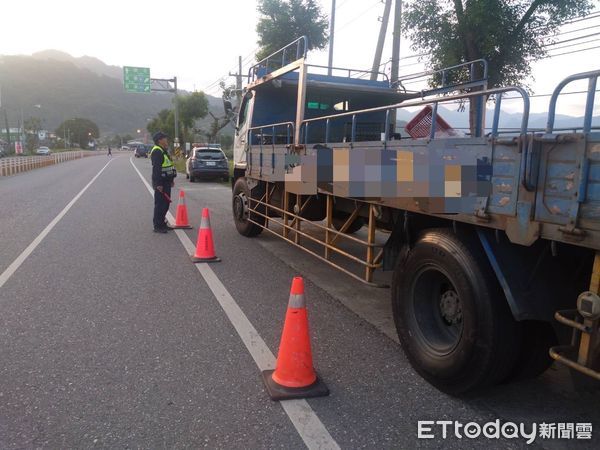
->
[547, 44, 600, 57]
[336, 0, 352, 10]
[202, 47, 258, 92]
[544, 30, 600, 46]
[396, 10, 600, 64]
[336, 0, 383, 33]
[553, 23, 600, 37]
[399, 52, 429, 61]
[560, 11, 600, 26]
[546, 37, 600, 52]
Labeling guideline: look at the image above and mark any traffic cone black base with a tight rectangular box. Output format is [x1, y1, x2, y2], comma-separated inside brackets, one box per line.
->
[190, 255, 221, 263]
[173, 224, 192, 229]
[261, 370, 329, 401]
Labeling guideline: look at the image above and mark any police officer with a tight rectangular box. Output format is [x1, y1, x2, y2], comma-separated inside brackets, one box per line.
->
[150, 131, 177, 233]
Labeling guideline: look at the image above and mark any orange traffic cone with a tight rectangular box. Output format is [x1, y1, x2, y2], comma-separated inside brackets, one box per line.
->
[262, 277, 329, 400]
[173, 190, 192, 229]
[190, 208, 221, 263]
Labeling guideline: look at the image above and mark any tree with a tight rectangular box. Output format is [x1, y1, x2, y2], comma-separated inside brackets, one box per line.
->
[24, 117, 43, 152]
[147, 109, 175, 142]
[147, 92, 209, 150]
[178, 92, 209, 143]
[256, 0, 329, 61]
[402, 0, 594, 132]
[203, 112, 232, 143]
[55, 118, 99, 149]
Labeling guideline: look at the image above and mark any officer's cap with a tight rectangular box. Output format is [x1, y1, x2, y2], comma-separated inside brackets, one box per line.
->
[152, 131, 168, 143]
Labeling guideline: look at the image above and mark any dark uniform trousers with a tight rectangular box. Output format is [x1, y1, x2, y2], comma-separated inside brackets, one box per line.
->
[153, 183, 171, 229]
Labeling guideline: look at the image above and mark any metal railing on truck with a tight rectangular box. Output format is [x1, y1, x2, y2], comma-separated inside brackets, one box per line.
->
[246, 121, 296, 176]
[545, 69, 600, 382]
[247, 37, 389, 84]
[248, 37, 308, 83]
[396, 59, 488, 95]
[546, 69, 599, 134]
[241, 84, 529, 285]
[298, 85, 530, 144]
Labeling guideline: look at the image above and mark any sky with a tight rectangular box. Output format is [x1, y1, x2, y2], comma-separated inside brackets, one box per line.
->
[1, 0, 600, 117]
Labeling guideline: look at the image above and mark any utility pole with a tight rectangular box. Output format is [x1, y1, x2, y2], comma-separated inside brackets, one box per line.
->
[328, 0, 336, 75]
[148, 75, 179, 146]
[173, 76, 179, 149]
[390, 0, 402, 86]
[20, 106, 25, 152]
[229, 55, 244, 103]
[371, 0, 393, 80]
[0, 85, 10, 150]
[389, 0, 402, 131]
[3, 109, 11, 151]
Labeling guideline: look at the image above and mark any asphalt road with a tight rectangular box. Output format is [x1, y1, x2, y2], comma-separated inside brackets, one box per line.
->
[1, 153, 599, 449]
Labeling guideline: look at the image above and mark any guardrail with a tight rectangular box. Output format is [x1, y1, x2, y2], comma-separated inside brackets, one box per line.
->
[0, 151, 100, 176]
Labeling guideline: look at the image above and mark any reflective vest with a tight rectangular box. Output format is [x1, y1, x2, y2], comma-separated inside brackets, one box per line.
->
[151, 145, 177, 178]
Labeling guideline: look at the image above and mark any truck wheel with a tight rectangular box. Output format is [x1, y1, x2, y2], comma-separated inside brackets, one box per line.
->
[332, 212, 364, 234]
[391, 228, 521, 395]
[503, 321, 556, 382]
[232, 177, 265, 237]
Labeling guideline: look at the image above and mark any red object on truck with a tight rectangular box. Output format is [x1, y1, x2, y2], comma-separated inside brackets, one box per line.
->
[404, 105, 458, 138]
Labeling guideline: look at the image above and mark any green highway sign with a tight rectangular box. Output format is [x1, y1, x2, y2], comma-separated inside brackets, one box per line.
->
[123, 66, 151, 93]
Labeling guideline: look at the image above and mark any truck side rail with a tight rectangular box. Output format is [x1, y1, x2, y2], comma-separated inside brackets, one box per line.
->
[305, 64, 389, 82]
[396, 59, 489, 95]
[246, 121, 296, 173]
[248, 37, 308, 83]
[247, 121, 296, 145]
[298, 85, 530, 145]
[546, 69, 600, 133]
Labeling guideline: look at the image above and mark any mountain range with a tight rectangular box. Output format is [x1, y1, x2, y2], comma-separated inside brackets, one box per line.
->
[0, 50, 596, 137]
[0, 51, 225, 136]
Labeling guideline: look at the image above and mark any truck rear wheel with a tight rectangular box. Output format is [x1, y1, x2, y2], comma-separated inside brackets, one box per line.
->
[232, 177, 265, 237]
[503, 321, 556, 382]
[391, 228, 521, 396]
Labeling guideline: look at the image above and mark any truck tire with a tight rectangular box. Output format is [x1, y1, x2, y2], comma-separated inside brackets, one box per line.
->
[503, 321, 556, 382]
[391, 228, 521, 396]
[332, 212, 364, 234]
[232, 177, 265, 237]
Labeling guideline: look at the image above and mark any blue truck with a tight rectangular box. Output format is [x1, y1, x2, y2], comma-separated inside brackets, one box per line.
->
[230, 37, 600, 395]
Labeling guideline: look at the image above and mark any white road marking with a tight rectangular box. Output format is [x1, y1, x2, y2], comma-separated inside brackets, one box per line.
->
[130, 157, 340, 450]
[0, 159, 114, 289]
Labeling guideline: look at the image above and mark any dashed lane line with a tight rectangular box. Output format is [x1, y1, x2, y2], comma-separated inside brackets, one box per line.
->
[0, 158, 114, 290]
[130, 157, 340, 450]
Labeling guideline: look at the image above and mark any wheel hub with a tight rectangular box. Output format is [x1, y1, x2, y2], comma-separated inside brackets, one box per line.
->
[234, 193, 249, 221]
[439, 290, 462, 325]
